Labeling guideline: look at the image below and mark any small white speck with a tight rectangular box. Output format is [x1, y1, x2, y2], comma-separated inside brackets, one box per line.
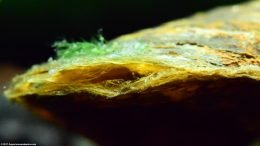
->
[48, 57, 53, 62]
[2, 86, 6, 89]
[48, 69, 56, 75]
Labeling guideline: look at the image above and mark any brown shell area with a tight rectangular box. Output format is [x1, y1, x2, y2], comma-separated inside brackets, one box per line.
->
[117, 1, 260, 67]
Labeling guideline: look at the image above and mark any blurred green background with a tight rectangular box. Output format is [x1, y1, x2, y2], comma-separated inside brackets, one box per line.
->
[0, 0, 254, 146]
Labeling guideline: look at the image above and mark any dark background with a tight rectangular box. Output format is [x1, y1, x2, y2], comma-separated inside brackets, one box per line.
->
[0, 0, 248, 68]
